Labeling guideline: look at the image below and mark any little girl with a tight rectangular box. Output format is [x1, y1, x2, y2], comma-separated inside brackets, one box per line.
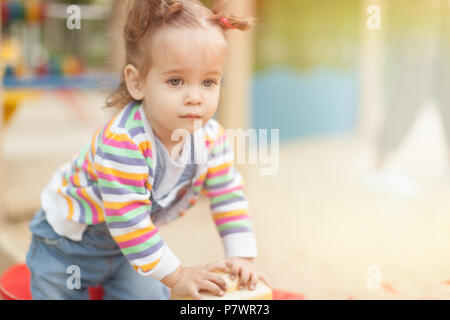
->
[26, 0, 270, 300]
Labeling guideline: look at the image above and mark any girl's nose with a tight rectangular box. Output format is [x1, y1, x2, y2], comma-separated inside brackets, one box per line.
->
[184, 88, 202, 106]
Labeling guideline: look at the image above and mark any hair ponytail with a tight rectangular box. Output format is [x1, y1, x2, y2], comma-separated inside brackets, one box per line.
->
[211, 0, 256, 31]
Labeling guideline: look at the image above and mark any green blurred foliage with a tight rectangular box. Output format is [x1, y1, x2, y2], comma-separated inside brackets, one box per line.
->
[254, 0, 360, 71]
[254, 0, 450, 71]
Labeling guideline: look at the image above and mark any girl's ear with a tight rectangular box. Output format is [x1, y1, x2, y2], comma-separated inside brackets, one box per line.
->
[124, 64, 145, 100]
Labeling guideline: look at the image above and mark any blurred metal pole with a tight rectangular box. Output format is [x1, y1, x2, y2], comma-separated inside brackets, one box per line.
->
[218, 0, 255, 132]
[218, 0, 256, 181]
[358, 0, 384, 144]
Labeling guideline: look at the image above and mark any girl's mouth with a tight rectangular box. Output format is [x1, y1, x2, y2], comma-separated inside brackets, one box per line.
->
[180, 114, 202, 119]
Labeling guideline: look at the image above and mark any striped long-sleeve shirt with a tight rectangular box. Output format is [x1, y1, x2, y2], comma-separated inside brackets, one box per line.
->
[41, 101, 257, 280]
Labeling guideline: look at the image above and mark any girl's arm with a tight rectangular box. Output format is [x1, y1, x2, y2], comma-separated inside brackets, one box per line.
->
[202, 120, 258, 259]
[95, 120, 231, 298]
[95, 125, 180, 281]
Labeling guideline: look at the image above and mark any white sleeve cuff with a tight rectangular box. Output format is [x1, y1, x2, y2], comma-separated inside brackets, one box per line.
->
[138, 244, 181, 281]
[222, 232, 258, 258]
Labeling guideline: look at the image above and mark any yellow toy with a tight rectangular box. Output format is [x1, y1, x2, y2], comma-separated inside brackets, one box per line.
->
[171, 271, 273, 300]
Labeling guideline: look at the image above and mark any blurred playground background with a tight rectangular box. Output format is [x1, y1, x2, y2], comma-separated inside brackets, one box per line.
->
[2, 0, 450, 300]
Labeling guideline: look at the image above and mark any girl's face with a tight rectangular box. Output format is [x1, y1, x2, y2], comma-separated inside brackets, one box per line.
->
[137, 25, 227, 142]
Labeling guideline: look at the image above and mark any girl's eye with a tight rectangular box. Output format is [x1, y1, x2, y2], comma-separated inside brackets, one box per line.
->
[203, 79, 217, 87]
[168, 78, 183, 86]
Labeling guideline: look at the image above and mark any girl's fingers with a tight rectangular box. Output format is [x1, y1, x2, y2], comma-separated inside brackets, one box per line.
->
[204, 272, 228, 291]
[260, 274, 272, 288]
[189, 288, 202, 300]
[204, 260, 228, 273]
[238, 268, 251, 290]
[229, 264, 240, 281]
[199, 280, 224, 297]
[248, 273, 258, 291]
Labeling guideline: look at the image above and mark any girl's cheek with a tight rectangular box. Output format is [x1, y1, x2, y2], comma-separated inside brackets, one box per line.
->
[159, 93, 179, 109]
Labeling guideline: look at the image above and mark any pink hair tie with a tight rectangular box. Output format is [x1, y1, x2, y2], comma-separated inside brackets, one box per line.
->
[220, 16, 234, 29]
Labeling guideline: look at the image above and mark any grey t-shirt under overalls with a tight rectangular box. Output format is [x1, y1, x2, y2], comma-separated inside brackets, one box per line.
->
[150, 134, 197, 224]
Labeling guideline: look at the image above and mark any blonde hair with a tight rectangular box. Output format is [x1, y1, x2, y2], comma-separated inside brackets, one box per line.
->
[106, 0, 256, 109]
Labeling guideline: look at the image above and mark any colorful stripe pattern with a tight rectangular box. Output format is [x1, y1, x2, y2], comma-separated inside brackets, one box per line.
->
[201, 122, 254, 238]
[49, 101, 255, 277]
[55, 102, 164, 275]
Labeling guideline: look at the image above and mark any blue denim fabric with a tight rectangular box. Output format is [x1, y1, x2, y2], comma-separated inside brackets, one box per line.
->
[26, 209, 170, 300]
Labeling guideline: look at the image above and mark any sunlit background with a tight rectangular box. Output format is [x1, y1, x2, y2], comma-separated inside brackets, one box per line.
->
[1, 0, 450, 299]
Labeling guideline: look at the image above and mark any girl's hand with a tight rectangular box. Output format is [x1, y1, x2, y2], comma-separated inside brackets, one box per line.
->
[169, 261, 229, 300]
[225, 257, 272, 291]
